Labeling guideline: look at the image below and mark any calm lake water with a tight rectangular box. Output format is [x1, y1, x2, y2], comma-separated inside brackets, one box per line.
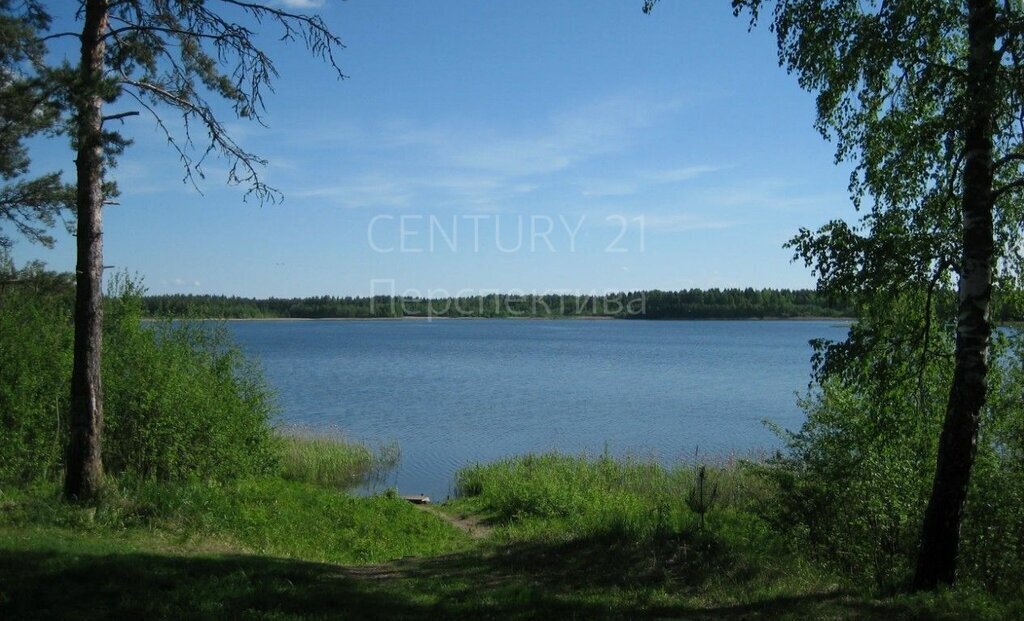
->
[227, 319, 850, 499]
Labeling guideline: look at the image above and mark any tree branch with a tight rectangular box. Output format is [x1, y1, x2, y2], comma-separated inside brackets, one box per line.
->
[101, 111, 139, 123]
[40, 31, 80, 42]
[994, 151, 1024, 169]
[119, 87, 204, 194]
[994, 176, 1024, 198]
[916, 258, 951, 417]
[105, 19, 253, 46]
[120, 77, 277, 202]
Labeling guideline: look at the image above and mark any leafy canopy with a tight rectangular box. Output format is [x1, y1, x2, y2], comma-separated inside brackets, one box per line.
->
[727, 0, 1024, 303]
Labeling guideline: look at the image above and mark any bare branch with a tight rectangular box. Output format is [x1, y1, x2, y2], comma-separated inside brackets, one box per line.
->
[101, 111, 139, 123]
[40, 31, 80, 42]
[120, 77, 277, 203]
[119, 87, 204, 194]
[105, 21, 253, 43]
[214, 0, 346, 78]
[74, 0, 346, 209]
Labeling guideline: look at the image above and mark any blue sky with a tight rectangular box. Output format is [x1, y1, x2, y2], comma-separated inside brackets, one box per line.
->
[11, 0, 857, 298]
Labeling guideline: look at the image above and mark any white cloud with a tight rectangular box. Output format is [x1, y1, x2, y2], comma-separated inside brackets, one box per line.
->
[578, 164, 725, 198]
[165, 277, 202, 289]
[289, 94, 690, 212]
[646, 165, 724, 184]
[296, 175, 414, 209]
[432, 96, 683, 177]
[580, 180, 639, 198]
[703, 179, 843, 211]
[636, 213, 737, 233]
[298, 171, 542, 212]
[278, 0, 325, 9]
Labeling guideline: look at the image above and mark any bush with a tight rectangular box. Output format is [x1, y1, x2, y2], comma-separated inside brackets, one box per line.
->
[102, 274, 278, 481]
[0, 265, 75, 483]
[0, 267, 279, 486]
[958, 332, 1024, 595]
[762, 291, 1024, 594]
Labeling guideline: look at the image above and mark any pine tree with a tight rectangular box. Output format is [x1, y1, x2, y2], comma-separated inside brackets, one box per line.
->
[56, 0, 345, 501]
[0, 1, 72, 250]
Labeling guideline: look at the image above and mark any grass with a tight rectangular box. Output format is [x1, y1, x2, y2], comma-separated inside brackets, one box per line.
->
[450, 451, 769, 543]
[276, 428, 400, 491]
[4, 534, 1019, 620]
[4, 528, 1013, 621]
[1, 451, 1021, 620]
[1, 477, 469, 566]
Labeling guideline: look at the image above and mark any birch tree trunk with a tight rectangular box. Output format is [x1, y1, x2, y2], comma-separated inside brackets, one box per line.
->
[913, 0, 998, 590]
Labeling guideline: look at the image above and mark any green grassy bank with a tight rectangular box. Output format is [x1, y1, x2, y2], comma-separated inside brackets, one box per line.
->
[3, 451, 1019, 620]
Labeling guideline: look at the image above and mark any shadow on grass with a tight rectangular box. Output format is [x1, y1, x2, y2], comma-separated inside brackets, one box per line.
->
[0, 537, 921, 621]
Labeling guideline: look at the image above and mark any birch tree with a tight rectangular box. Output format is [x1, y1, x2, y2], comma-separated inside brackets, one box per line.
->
[646, 0, 1024, 589]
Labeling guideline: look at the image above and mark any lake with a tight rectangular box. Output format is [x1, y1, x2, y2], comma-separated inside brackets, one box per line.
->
[227, 319, 850, 499]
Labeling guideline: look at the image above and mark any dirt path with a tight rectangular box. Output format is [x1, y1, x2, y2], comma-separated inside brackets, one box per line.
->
[414, 504, 492, 539]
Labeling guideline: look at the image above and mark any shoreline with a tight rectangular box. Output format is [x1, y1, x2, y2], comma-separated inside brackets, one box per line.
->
[158, 315, 857, 323]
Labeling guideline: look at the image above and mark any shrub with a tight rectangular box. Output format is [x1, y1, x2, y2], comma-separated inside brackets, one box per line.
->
[958, 332, 1024, 595]
[0, 265, 75, 483]
[0, 268, 279, 486]
[761, 291, 1024, 593]
[101, 274, 278, 481]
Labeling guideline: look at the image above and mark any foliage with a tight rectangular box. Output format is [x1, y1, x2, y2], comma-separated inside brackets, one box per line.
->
[0, 259, 74, 483]
[0, 267, 279, 486]
[142, 288, 855, 320]
[277, 428, 400, 491]
[0, 478, 469, 567]
[35, 0, 348, 502]
[722, 0, 1024, 298]
[0, 1, 74, 249]
[101, 274, 279, 481]
[690, 0, 1024, 590]
[958, 331, 1024, 596]
[757, 288, 1024, 593]
[452, 451, 769, 544]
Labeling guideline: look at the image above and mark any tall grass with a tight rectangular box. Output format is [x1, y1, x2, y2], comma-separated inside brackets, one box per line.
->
[0, 477, 468, 565]
[452, 451, 770, 543]
[276, 428, 399, 490]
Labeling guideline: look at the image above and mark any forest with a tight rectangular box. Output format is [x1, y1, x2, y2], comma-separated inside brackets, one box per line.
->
[141, 288, 855, 319]
[143, 288, 1024, 321]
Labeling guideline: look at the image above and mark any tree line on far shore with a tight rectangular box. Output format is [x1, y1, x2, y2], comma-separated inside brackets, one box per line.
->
[141, 288, 858, 320]
[141, 288, 1024, 321]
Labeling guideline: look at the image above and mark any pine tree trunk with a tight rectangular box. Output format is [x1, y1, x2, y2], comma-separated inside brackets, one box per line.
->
[913, 0, 998, 591]
[64, 0, 109, 502]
